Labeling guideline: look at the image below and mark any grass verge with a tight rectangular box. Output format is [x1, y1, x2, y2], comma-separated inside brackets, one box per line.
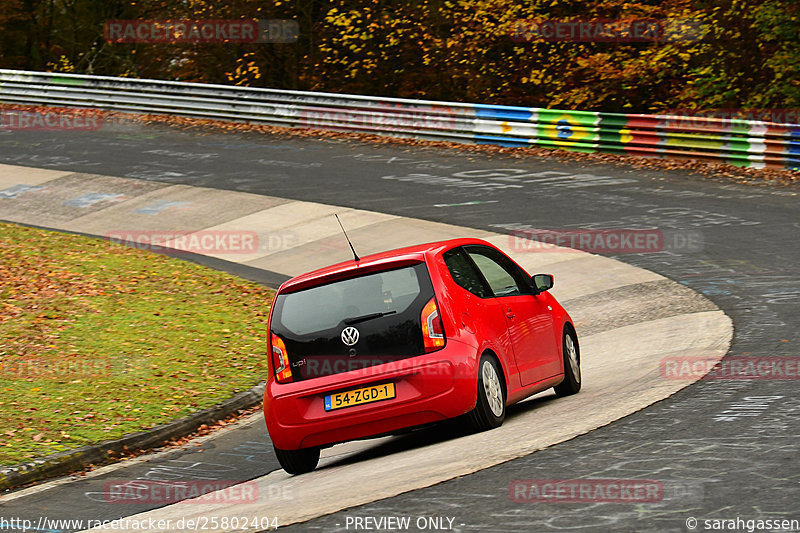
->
[0, 222, 273, 466]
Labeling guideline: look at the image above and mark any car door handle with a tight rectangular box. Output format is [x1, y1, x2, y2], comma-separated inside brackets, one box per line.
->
[506, 310, 515, 319]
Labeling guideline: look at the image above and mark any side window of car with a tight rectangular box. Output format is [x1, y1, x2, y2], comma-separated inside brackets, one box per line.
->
[465, 247, 530, 297]
[443, 249, 491, 298]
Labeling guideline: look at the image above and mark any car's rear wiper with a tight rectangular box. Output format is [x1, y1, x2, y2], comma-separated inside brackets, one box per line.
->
[343, 310, 397, 325]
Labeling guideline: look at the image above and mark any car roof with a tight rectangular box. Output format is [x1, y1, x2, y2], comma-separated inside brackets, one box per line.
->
[278, 237, 493, 293]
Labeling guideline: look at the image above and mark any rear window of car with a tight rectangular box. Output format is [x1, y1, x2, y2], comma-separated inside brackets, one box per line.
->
[276, 264, 425, 336]
[270, 262, 437, 380]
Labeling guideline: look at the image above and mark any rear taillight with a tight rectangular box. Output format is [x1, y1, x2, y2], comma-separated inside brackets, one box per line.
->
[271, 333, 293, 383]
[421, 297, 446, 353]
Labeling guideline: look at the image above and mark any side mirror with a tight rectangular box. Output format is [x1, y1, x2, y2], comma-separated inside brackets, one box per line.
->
[532, 274, 554, 294]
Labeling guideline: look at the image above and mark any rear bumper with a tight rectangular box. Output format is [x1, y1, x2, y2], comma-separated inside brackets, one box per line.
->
[264, 340, 478, 450]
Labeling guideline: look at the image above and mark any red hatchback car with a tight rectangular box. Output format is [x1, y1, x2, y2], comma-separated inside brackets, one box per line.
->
[264, 238, 581, 474]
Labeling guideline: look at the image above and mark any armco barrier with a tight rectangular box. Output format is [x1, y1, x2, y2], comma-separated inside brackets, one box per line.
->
[1, 69, 797, 170]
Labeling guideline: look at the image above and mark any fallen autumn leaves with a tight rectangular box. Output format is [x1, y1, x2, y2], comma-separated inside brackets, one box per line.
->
[0, 222, 273, 466]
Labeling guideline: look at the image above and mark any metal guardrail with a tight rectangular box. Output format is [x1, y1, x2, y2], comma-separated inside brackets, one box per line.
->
[1, 69, 798, 170]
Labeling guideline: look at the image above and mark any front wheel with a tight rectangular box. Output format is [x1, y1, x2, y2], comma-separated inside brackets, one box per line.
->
[466, 355, 506, 431]
[273, 446, 320, 475]
[554, 328, 581, 397]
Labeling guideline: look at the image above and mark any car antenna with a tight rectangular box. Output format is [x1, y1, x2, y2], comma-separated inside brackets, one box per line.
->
[335, 214, 360, 262]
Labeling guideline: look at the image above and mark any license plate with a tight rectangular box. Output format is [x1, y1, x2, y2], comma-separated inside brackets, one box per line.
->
[324, 383, 396, 412]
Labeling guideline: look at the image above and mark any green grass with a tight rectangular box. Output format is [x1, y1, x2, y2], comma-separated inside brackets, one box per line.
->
[0, 222, 273, 465]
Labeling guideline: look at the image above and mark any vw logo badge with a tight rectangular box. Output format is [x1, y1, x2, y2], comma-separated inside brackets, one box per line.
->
[341, 326, 360, 346]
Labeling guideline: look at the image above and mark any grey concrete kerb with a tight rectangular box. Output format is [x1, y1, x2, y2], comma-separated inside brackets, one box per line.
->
[0, 383, 264, 492]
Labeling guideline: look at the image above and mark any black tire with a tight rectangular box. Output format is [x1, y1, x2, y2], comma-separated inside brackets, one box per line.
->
[554, 328, 581, 397]
[466, 355, 506, 431]
[273, 446, 320, 475]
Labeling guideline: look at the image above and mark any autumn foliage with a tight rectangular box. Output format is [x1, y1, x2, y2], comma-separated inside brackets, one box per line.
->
[0, 0, 798, 113]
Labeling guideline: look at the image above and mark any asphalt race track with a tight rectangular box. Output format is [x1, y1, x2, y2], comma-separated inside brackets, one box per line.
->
[0, 163, 731, 532]
[1, 122, 798, 532]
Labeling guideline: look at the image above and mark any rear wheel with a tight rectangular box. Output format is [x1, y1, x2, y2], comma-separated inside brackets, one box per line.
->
[554, 328, 581, 397]
[273, 446, 320, 475]
[466, 355, 506, 431]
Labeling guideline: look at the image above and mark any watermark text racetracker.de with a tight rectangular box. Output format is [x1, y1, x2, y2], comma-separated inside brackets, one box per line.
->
[509, 228, 703, 254]
[102, 480, 259, 504]
[0, 516, 279, 532]
[104, 19, 298, 43]
[510, 479, 663, 503]
[105, 229, 297, 255]
[0, 107, 103, 131]
[661, 356, 800, 381]
[0, 356, 112, 381]
[511, 18, 706, 42]
[664, 108, 800, 127]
